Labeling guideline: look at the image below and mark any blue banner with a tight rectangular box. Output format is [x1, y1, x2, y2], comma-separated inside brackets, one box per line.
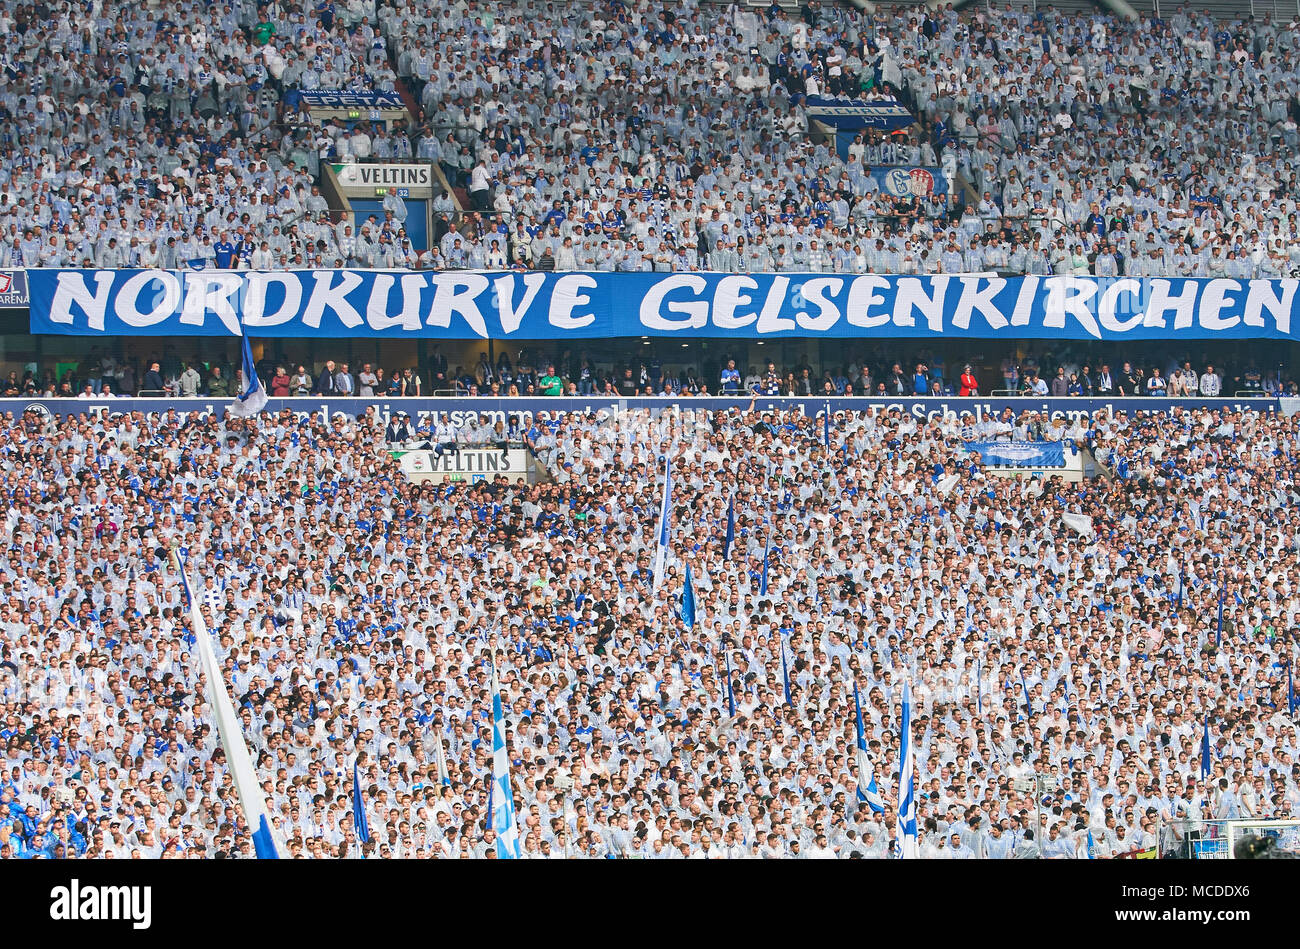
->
[806, 96, 915, 131]
[965, 440, 1066, 467]
[298, 90, 406, 109]
[871, 165, 947, 197]
[25, 270, 1300, 341]
[0, 269, 28, 307]
[10, 396, 1278, 424]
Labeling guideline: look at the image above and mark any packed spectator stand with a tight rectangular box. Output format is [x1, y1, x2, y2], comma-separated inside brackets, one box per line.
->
[0, 400, 1297, 859]
[0, 1, 1298, 276]
[2, 0, 1300, 863]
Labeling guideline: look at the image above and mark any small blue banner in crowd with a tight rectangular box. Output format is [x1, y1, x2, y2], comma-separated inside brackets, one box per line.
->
[964, 440, 1067, 467]
[805, 95, 916, 131]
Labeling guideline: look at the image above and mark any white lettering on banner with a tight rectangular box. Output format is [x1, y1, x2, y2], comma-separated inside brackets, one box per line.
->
[180, 272, 242, 334]
[1244, 278, 1297, 333]
[950, 277, 1008, 331]
[48, 271, 115, 331]
[244, 272, 303, 327]
[1043, 276, 1101, 339]
[365, 273, 423, 331]
[894, 276, 948, 331]
[27, 270, 1300, 340]
[756, 275, 792, 332]
[1141, 278, 1197, 329]
[1098, 278, 1143, 333]
[1198, 278, 1241, 331]
[846, 275, 890, 327]
[116, 271, 180, 327]
[549, 274, 597, 329]
[713, 275, 760, 329]
[428, 273, 489, 337]
[301, 90, 405, 108]
[1010, 275, 1038, 326]
[495, 273, 547, 334]
[794, 278, 843, 331]
[302, 270, 365, 329]
[640, 274, 709, 330]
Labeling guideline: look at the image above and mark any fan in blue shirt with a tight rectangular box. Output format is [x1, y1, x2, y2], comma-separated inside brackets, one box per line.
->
[213, 238, 235, 269]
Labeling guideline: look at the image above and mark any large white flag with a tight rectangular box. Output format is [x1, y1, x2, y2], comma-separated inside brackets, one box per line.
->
[177, 551, 279, 857]
[1061, 512, 1095, 537]
[652, 455, 673, 590]
[490, 665, 522, 858]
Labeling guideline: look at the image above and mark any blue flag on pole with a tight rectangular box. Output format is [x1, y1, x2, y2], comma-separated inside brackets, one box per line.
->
[724, 648, 736, 719]
[1021, 671, 1032, 715]
[723, 494, 735, 561]
[1290, 662, 1296, 719]
[780, 635, 792, 705]
[976, 657, 982, 715]
[653, 455, 673, 590]
[1201, 716, 1212, 778]
[681, 562, 697, 629]
[1086, 829, 1097, 859]
[490, 665, 522, 858]
[896, 679, 918, 858]
[854, 683, 886, 813]
[353, 758, 371, 845]
[229, 330, 268, 417]
[823, 403, 831, 449]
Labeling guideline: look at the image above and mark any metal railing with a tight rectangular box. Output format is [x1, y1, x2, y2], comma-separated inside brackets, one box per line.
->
[1160, 818, 1300, 859]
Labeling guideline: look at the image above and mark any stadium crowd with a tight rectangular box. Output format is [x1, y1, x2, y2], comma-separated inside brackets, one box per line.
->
[0, 399, 1296, 859]
[1, 1, 1300, 275]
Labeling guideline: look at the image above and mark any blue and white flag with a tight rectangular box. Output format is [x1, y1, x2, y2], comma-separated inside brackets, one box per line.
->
[653, 455, 673, 590]
[228, 330, 268, 417]
[1086, 829, 1097, 860]
[896, 678, 918, 858]
[177, 551, 279, 858]
[854, 683, 885, 813]
[1289, 662, 1296, 719]
[1201, 716, 1212, 778]
[823, 403, 831, 449]
[490, 665, 522, 859]
[681, 561, 697, 629]
[352, 758, 371, 845]
[722, 494, 735, 561]
[724, 648, 736, 719]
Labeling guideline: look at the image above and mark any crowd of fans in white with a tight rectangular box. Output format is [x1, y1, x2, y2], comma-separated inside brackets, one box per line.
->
[0, 400, 1296, 858]
[2, 0, 1300, 276]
